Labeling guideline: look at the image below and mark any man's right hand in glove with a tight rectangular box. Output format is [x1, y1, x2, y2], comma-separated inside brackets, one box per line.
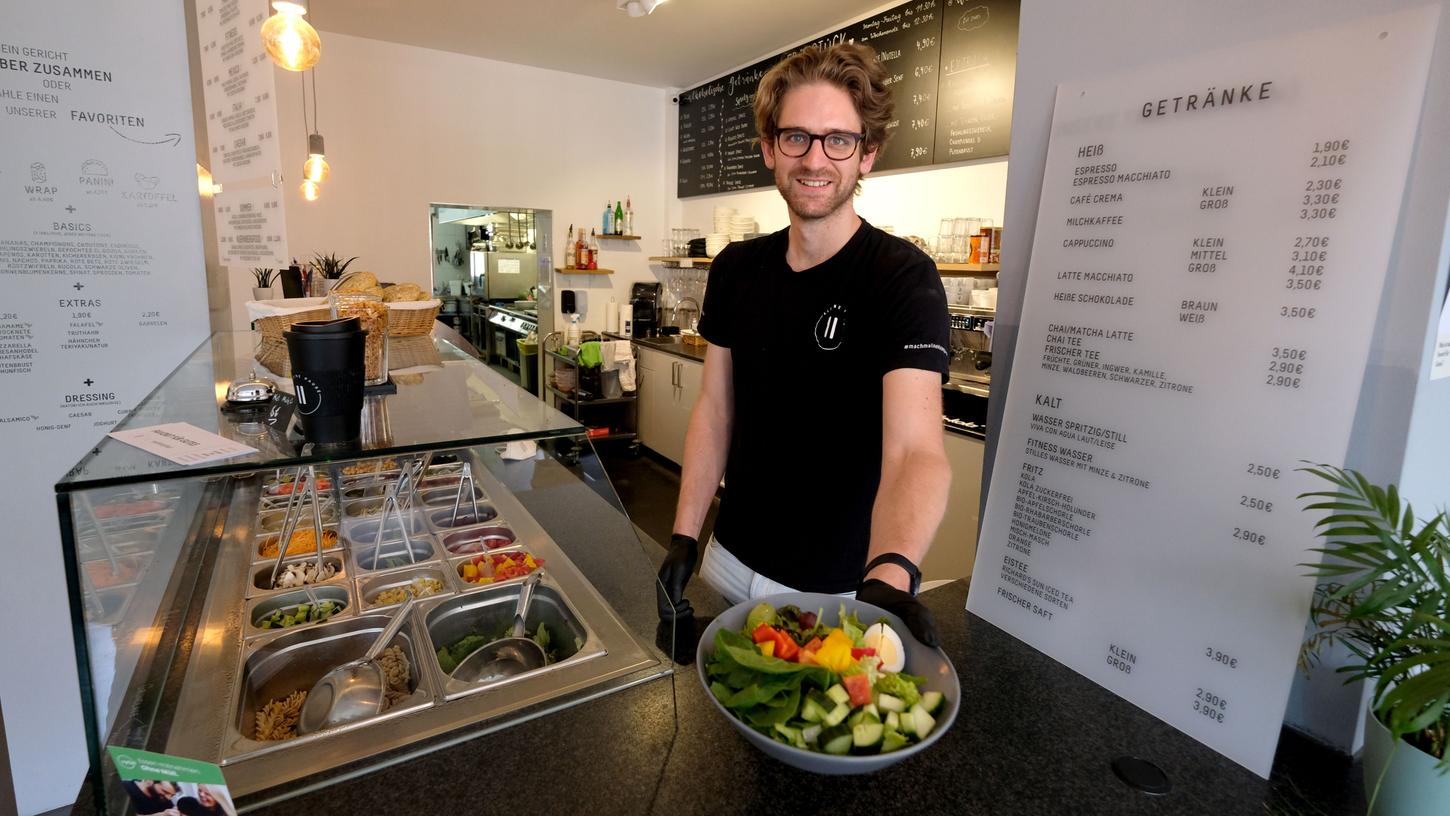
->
[656, 533, 699, 621]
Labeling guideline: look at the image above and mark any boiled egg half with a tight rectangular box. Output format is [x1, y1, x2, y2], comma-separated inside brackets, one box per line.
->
[862, 622, 906, 673]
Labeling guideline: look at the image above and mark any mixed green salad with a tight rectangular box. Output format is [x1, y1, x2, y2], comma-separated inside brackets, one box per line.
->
[705, 603, 945, 755]
[436, 622, 556, 675]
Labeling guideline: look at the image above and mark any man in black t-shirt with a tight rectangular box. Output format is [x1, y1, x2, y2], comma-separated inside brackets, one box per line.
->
[657, 43, 951, 645]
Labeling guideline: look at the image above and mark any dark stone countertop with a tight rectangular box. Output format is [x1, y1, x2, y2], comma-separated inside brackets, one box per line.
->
[246, 579, 1363, 816]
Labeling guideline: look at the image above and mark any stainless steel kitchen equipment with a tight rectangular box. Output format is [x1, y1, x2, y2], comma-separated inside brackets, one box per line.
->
[946, 303, 993, 398]
[470, 249, 538, 301]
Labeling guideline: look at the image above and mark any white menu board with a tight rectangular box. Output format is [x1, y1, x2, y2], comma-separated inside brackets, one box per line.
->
[0, 1, 211, 810]
[1432, 277, 1450, 380]
[195, 0, 289, 266]
[969, 8, 1438, 777]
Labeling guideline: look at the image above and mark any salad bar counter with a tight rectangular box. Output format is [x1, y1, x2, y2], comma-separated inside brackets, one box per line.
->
[57, 332, 675, 815]
[161, 452, 655, 794]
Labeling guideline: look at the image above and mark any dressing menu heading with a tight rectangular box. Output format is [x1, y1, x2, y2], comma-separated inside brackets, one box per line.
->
[676, 0, 1019, 198]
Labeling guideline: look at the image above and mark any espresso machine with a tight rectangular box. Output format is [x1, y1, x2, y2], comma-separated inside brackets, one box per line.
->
[630, 282, 661, 337]
[943, 303, 993, 437]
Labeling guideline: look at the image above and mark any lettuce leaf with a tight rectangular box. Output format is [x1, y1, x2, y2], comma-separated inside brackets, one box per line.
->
[706, 629, 831, 728]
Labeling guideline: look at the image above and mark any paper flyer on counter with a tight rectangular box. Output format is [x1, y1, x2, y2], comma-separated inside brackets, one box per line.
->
[107, 746, 237, 816]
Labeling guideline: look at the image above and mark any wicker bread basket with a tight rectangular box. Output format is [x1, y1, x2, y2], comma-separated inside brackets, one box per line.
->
[246, 298, 333, 343]
[386, 299, 442, 337]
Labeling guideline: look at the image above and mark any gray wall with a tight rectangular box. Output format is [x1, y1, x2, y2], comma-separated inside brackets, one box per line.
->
[985, 0, 1450, 754]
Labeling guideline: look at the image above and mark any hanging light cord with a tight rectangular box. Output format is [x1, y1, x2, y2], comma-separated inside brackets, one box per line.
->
[310, 67, 319, 135]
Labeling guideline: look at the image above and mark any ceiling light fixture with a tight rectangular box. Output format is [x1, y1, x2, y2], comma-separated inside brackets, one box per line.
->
[616, 0, 667, 18]
[261, 2, 321, 72]
[303, 132, 329, 183]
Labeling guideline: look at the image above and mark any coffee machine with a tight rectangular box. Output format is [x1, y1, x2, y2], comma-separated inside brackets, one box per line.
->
[630, 281, 661, 337]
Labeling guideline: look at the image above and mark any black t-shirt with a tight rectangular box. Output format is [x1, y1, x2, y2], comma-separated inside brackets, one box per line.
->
[697, 219, 949, 592]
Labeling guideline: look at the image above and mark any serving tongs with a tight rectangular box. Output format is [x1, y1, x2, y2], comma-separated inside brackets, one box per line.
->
[449, 462, 480, 527]
[74, 492, 122, 581]
[370, 480, 420, 570]
[267, 465, 328, 589]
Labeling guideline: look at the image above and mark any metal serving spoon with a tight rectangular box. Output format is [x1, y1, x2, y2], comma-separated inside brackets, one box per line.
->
[297, 592, 417, 734]
[450, 571, 546, 683]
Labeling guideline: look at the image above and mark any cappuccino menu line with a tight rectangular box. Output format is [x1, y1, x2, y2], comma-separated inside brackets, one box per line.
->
[968, 9, 1439, 777]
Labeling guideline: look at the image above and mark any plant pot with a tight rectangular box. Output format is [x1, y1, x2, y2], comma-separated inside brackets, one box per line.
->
[1363, 705, 1450, 815]
[252, 286, 273, 301]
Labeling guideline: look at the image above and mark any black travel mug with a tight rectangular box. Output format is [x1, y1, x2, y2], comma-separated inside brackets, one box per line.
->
[283, 317, 365, 443]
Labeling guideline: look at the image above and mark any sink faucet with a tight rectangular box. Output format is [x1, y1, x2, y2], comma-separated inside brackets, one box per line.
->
[672, 297, 700, 331]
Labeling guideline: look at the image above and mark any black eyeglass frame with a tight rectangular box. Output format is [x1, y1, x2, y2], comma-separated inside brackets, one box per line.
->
[773, 128, 868, 160]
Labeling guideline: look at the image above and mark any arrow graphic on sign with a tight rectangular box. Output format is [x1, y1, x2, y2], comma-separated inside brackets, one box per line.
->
[108, 126, 182, 147]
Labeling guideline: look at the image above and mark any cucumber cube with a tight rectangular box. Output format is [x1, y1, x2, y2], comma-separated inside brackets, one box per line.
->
[881, 729, 910, 753]
[900, 710, 915, 735]
[820, 724, 853, 755]
[852, 722, 885, 748]
[801, 724, 822, 745]
[909, 703, 936, 739]
[877, 693, 906, 713]
[921, 690, 944, 715]
[823, 702, 850, 727]
[825, 684, 850, 706]
[885, 711, 900, 732]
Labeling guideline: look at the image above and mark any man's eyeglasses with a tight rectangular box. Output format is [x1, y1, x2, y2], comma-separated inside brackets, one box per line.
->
[775, 129, 866, 160]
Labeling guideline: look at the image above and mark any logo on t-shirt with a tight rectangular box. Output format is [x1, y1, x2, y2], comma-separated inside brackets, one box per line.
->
[814, 303, 847, 350]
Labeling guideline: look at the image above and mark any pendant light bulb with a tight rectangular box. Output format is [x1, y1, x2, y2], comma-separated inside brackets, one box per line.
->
[262, 2, 321, 72]
[300, 178, 321, 201]
[302, 132, 329, 183]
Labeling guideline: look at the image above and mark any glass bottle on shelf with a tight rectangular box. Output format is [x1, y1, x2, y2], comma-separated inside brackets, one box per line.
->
[564, 224, 574, 269]
[614, 200, 625, 235]
[574, 228, 586, 269]
[625, 196, 634, 236]
[603, 202, 613, 236]
[588, 229, 600, 270]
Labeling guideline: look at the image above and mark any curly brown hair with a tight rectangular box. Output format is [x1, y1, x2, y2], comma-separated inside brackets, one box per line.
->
[753, 43, 894, 168]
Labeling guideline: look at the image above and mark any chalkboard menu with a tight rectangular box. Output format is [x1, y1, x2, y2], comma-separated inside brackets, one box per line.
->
[935, 0, 1018, 162]
[676, 0, 1018, 198]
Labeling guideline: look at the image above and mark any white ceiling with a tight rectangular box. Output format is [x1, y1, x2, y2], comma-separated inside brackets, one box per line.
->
[309, 0, 886, 89]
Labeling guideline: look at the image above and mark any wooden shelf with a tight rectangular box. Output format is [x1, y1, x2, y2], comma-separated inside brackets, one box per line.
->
[555, 267, 614, 275]
[648, 256, 713, 267]
[596, 234, 641, 241]
[937, 262, 1000, 276]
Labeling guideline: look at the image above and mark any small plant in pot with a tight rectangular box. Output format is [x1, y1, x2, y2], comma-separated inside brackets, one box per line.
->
[311, 252, 359, 293]
[1299, 463, 1448, 815]
[250, 268, 276, 300]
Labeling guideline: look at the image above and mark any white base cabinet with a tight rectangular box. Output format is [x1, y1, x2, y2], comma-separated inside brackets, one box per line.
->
[637, 346, 702, 466]
[921, 432, 986, 583]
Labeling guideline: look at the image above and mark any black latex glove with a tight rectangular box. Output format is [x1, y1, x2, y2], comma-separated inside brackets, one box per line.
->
[656, 533, 699, 621]
[857, 578, 940, 648]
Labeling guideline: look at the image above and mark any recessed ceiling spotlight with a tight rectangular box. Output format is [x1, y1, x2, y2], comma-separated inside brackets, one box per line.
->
[617, 0, 667, 17]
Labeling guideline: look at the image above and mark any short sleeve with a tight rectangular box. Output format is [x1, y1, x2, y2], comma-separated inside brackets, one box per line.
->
[878, 256, 950, 381]
[696, 242, 742, 348]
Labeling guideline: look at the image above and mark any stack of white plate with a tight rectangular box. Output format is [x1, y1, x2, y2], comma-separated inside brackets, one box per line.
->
[728, 215, 756, 241]
[705, 233, 730, 258]
[713, 206, 736, 235]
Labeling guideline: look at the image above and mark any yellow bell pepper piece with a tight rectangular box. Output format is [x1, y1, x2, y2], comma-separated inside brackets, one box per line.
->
[813, 628, 857, 672]
[758, 640, 775, 658]
[462, 563, 478, 579]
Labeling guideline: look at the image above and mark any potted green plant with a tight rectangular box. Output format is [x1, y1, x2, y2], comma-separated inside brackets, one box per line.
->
[1299, 463, 1448, 815]
[311, 252, 358, 294]
[250, 267, 276, 300]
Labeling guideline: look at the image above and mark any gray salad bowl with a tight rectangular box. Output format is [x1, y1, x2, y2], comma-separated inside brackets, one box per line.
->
[695, 591, 960, 774]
